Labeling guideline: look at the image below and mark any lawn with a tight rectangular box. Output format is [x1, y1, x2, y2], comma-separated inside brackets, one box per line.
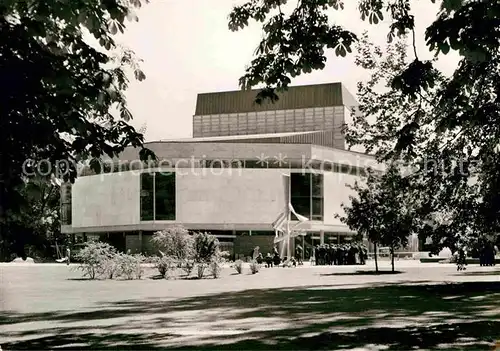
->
[1, 262, 500, 350]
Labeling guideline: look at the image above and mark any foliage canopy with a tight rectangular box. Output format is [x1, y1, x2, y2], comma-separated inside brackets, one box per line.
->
[230, 0, 500, 249]
[1, 0, 155, 258]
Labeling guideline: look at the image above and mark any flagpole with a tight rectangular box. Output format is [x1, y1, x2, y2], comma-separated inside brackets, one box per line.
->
[286, 174, 291, 264]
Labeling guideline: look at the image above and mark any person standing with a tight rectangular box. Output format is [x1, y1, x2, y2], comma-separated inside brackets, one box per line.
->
[295, 245, 303, 265]
[252, 246, 260, 261]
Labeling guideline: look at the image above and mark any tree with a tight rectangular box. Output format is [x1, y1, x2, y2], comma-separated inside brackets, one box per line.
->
[193, 232, 220, 264]
[339, 172, 382, 272]
[0, 177, 64, 261]
[152, 225, 194, 262]
[1, 0, 155, 258]
[341, 164, 416, 272]
[230, 0, 500, 256]
[229, 0, 499, 104]
[193, 232, 220, 279]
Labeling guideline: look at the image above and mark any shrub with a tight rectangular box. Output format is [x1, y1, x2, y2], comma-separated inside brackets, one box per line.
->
[249, 261, 260, 274]
[182, 259, 195, 277]
[116, 253, 144, 280]
[219, 250, 230, 261]
[210, 260, 222, 278]
[101, 255, 119, 279]
[233, 260, 243, 274]
[75, 241, 116, 279]
[193, 232, 219, 263]
[192, 232, 220, 279]
[197, 263, 207, 279]
[209, 250, 227, 279]
[134, 254, 145, 279]
[155, 255, 176, 279]
[152, 226, 193, 261]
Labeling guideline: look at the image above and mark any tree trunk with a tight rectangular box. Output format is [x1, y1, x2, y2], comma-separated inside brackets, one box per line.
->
[390, 246, 395, 272]
[374, 242, 378, 273]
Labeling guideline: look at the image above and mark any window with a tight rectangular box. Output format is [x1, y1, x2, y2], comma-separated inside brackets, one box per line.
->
[251, 231, 275, 236]
[266, 111, 276, 132]
[140, 172, 176, 221]
[219, 114, 228, 132]
[60, 183, 72, 225]
[311, 173, 323, 220]
[237, 113, 247, 132]
[155, 173, 176, 220]
[290, 173, 311, 220]
[140, 173, 154, 220]
[290, 173, 324, 221]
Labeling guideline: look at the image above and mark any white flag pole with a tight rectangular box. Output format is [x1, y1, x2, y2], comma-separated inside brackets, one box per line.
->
[283, 173, 291, 264]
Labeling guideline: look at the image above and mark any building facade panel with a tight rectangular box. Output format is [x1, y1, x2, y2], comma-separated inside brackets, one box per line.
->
[63, 83, 384, 255]
[195, 83, 345, 115]
[323, 172, 359, 226]
[311, 145, 382, 172]
[176, 168, 288, 224]
[68, 164, 369, 234]
[71, 171, 141, 228]
[117, 142, 315, 164]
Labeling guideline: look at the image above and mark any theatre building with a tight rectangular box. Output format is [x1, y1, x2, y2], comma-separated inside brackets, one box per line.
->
[61, 83, 384, 258]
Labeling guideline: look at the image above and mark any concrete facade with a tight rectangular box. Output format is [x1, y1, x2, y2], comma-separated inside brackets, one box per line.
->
[62, 83, 384, 256]
[66, 146, 378, 233]
[62, 142, 379, 255]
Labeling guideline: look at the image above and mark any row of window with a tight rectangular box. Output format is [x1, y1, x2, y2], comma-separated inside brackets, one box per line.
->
[193, 107, 345, 137]
[194, 115, 339, 125]
[138, 172, 324, 221]
[196, 122, 336, 131]
[193, 106, 344, 121]
[64, 172, 330, 223]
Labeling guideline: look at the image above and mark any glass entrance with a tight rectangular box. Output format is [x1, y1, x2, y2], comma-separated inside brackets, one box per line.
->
[300, 232, 320, 260]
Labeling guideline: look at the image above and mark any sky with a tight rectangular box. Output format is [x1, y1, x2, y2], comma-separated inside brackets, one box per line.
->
[116, 0, 460, 142]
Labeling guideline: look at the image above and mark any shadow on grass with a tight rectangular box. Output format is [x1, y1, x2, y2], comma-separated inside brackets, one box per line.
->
[2, 281, 500, 350]
[320, 270, 404, 276]
[453, 270, 500, 277]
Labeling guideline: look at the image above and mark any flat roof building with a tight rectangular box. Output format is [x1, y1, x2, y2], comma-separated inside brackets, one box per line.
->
[61, 83, 384, 258]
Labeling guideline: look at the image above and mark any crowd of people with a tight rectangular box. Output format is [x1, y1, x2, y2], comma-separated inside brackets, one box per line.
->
[456, 240, 498, 270]
[251, 246, 283, 267]
[250, 242, 369, 267]
[312, 243, 368, 265]
[477, 240, 497, 266]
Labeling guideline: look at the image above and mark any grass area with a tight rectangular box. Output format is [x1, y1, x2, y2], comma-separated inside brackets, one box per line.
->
[1, 263, 500, 350]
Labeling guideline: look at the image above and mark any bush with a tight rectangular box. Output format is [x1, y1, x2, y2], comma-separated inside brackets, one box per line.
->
[192, 232, 220, 279]
[116, 253, 144, 280]
[233, 260, 243, 274]
[134, 254, 145, 279]
[75, 241, 116, 279]
[193, 232, 219, 263]
[197, 263, 207, 279]
[182, 259, 195, 277]
[209, 250, 227, 279]
[210, 260, 222, 278]
[155, 255, 176, 279]
[249, 261, 260, 274]
[219, 250, 230, 261]
[152, 226, 193, 261]
[101, 255, 119, 279]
